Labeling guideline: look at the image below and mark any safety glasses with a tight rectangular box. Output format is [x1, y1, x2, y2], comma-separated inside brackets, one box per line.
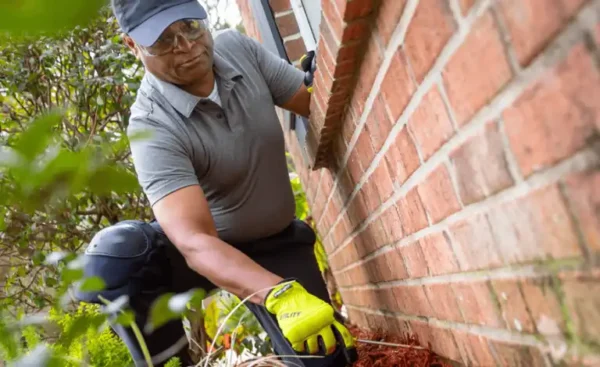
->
[139, 18, 210, 57]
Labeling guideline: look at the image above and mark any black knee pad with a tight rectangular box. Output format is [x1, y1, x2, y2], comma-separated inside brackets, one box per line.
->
[75, 220, 170, 304]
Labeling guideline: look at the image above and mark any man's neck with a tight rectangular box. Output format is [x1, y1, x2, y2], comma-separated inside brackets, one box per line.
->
[182, 70, 215, 97]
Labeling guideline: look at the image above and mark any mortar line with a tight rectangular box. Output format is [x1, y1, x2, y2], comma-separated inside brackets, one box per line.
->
[435, 79, 460, 132]
[329, 143, 600, 267]
[344, 304, 550, 348]
[497, 117, 524, 183]
[336, 257, 585, 289]
[315, 0, 420, 230]
[324, 9, 596, 250]
[319, 0, 494, 238]
[490, 4, 523, 75]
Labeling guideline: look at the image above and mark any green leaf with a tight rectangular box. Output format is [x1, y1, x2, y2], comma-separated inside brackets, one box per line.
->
[0, 0, 106, 36]
[58, 313, 105, 349]
[145, 289, 205, 334]
[78, 276, 106, 292]
[11, 111, 61, 161]
[88, 165, 139, 195]
[61, 268, 84, 284]
[115, 310, 135, 327]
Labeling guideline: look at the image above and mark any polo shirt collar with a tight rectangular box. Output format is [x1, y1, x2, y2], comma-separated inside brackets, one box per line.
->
[146, 52, 242, 117]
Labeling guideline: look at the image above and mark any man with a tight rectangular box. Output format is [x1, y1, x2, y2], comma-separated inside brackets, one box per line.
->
[75, 1, 357, 366]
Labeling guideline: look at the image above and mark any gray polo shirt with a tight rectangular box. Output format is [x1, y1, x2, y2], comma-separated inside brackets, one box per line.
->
[127, 29, 305, 243]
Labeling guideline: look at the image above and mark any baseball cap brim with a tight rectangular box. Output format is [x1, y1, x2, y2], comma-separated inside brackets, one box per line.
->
[128, 1, 208, 47]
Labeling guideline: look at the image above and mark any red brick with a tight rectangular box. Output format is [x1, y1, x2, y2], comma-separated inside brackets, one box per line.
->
[520, 276, 565, 336]
[459, 0, 476, 15]
[497, 0, 566, 66]
[371, 161, 395, 203]
[354, 37, 384, 115]
[384, 126, 420, 184]
[450, 121, 514, 205]
[560, 270, 600, 343]
[448, 213, 504, 271]
[269, 0, 291, 12]
[393, 284, 434, 317]
[419, 232, 460, 276]
[564, 171, 600, 251]
[381, 49, 417, 121]
[365, 248, 408, 282]
[365, 96, 393, 152]
[400, 241, 429, 278]
[396, 188, 429, 235]
[379, 204, 403, 243]
[355, 129, 376, 171]
[492, 279, 535, 332]
[452, 280, 504, 327]
[559, 0, 588, 18]
[424, 283, 463, 322]
[408, 85, 455, 161]
[342, 19, 369, 43]
[405, 0, 456, 82]
[347, 192, 369, 226]
[488, 340, 548, 367]
[442, 11, 513, 126]
[488, 184, 581, 265]
[453, 331, 496, 366]
[342, 0, 375, 21]
[347, 307, 369, 328]
[376, 0, 407, 46]
[503, 43, 600, 177]
[347, 148, 364, 184]
[417, 164, 462, 223]
[374, 288, 400, 312]
[346, 263, 371, 285]
[275, 12, 300, 37]
[428, 326, 463, 363]
[284, 37, 307, 62]
[323, 0, 344, 39]
[361, 180, 381, 213]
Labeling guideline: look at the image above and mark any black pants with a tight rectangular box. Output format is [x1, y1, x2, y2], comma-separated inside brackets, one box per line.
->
[75, 218, 348, 367]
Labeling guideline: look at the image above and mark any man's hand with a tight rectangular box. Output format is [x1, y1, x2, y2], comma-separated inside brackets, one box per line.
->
[265, 279, 357, 363]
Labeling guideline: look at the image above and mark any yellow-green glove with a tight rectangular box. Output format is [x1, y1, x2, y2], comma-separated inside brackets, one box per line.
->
[264, 279, 357, 361]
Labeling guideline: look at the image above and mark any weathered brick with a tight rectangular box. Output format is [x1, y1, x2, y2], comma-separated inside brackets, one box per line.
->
[563, 170, 600, 251]
[376, 0, 407, 46]
[356, 219, 387, 256]
[384, 126, 420, 184]
[492, 279, 535, 332]
[459, 0, 476, 15]
[347, 148, 364, 185]
[284, 38, 306, 61]
[347, 191, 369, 226]
[342, 18, 370, 43]
[488, 184, 581, 265]
[453, 330, 497, 366]
[371, 160, 395, 203]
[365, 248, 408, 282]
[365, 95, 393, 152]
[424, 283, 463, 322]
[503, 43, 600, 177]
[448, 213, 504, 271]
[342, 0, 375, 21]
[560, 270, 600, 343]
[361, 180, 381, 213]
[405, 0, 457, 82]
[428, 325, 463, 363]
[400, 241, 429, 278]
[374, 288, 400, 312]
[355, 128, 376, 171]
[452, 280, 504, 328]
[408, 85, 455, 161]
[442, 11, 513, 126]
[417, 164, 462, 223]
[497, 0, 567, 66]
[275, 12, 300, 37]
[520, 276, 565, 336]
[420, 232, 460, 276]
[347, 307, 369, 328]
[559, 0, 588, 18]
[450, 121, 514, 205]
[488, 340, 548, 367]
[393, 284, 434, 317]
[396, 187, 429, 235]
[379, 204, 404, 243]
[381, 48, 417, 121]
[269, 0, 291, 12]
[322, 0, 344, 40]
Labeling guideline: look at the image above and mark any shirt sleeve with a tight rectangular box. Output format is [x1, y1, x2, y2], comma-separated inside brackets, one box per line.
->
[239, 32, 306, 105]
[128, 118, 199, 207]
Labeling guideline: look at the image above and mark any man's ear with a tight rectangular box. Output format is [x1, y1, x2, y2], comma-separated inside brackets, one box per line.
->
[122, 34, 141, 59]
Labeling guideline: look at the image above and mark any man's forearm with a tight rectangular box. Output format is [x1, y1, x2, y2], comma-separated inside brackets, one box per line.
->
[180, 232, 283, 304]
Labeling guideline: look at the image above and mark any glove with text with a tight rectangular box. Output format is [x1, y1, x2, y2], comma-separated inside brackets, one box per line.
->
[264, 279, 357, 364]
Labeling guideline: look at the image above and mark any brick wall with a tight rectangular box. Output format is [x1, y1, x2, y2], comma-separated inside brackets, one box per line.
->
[238, 0, 600, 365]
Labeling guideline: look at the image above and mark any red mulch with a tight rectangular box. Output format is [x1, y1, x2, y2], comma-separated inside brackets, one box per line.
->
[347, 325, 452, 367]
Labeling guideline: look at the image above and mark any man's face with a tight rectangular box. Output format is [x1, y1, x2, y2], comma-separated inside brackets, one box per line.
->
[125, 19, 214, 86]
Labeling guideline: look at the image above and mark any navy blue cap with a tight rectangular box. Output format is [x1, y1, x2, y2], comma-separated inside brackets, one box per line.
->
[111, 0, 208, 47]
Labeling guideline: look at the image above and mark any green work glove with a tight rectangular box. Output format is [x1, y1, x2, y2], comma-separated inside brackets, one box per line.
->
[264, 279, 357, 362]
